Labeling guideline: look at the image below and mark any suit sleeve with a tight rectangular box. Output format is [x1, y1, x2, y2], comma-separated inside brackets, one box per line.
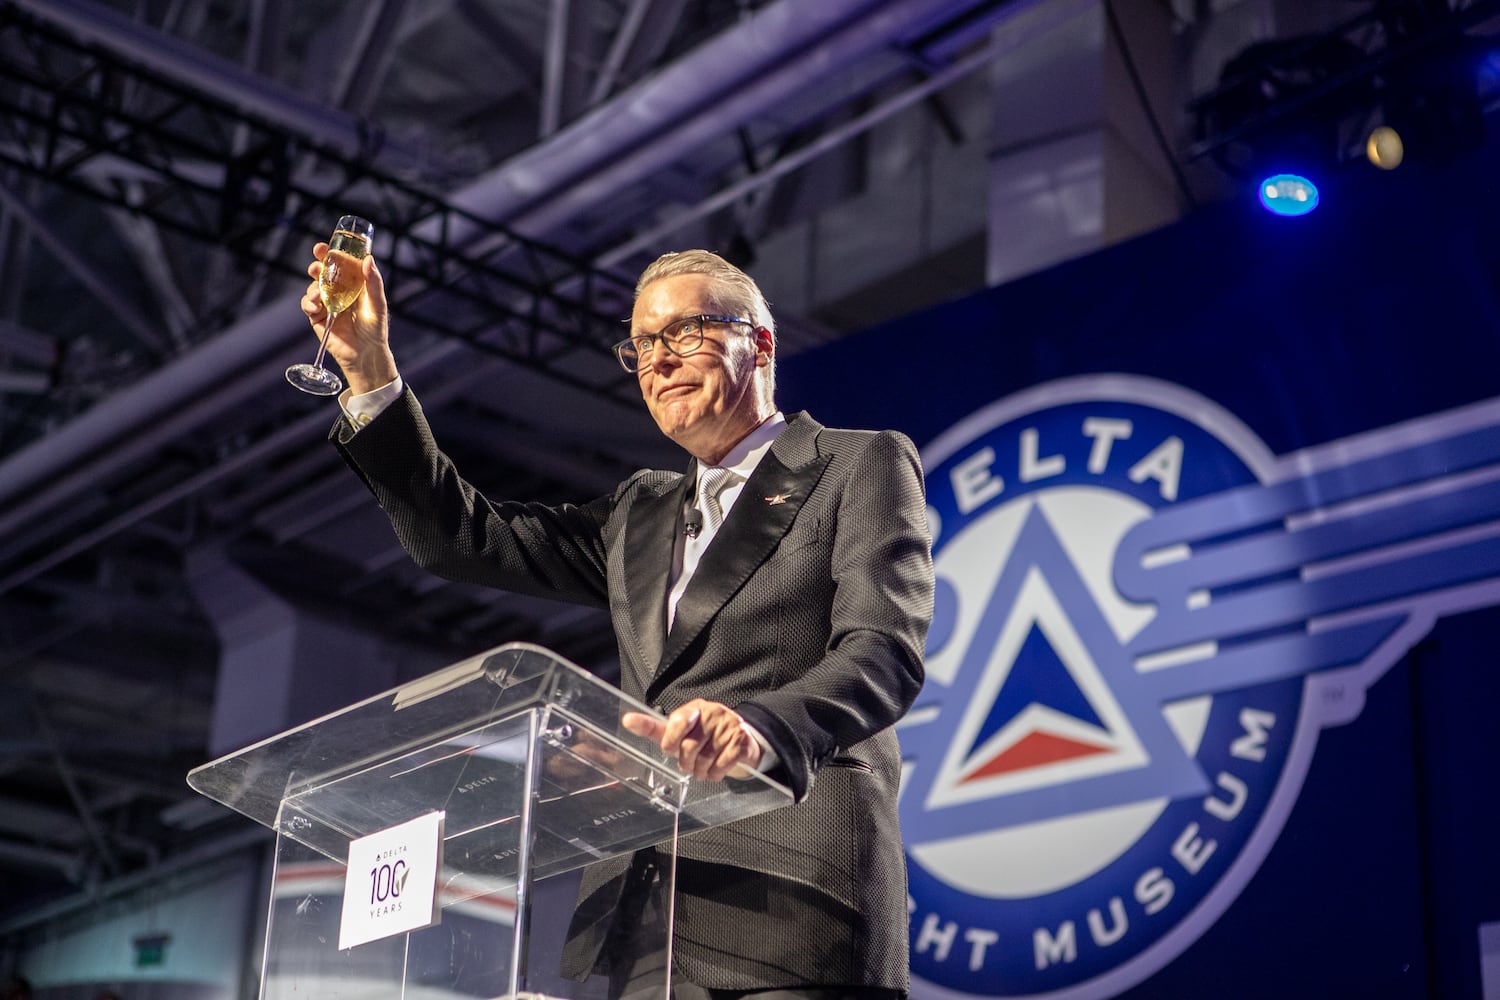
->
[331, 387, 615, 608]
[736, 429, 933, 800]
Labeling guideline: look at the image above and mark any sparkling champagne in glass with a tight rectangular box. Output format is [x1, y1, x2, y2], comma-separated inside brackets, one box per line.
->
[286, 215, 375, 395]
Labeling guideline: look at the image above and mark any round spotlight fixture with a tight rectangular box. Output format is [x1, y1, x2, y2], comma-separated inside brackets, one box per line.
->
[1365, 126, 1405, 170]
[1258, 173, 1320, 216]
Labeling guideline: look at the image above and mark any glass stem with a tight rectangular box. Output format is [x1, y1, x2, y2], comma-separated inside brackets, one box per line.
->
[311, 310, 340, 371]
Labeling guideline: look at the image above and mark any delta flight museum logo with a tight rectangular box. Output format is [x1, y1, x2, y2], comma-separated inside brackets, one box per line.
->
[901, 374, 1500, 999]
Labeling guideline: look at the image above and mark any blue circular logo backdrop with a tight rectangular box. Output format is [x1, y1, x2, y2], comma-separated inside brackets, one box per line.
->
[902, 376, 1321, 999]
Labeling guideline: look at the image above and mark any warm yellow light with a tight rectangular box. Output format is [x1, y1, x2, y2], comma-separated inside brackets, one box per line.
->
[1366, 126, 1404, 170]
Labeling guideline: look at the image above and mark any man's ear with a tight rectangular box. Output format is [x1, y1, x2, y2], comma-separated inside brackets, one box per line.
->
[753, 326, 775, 367]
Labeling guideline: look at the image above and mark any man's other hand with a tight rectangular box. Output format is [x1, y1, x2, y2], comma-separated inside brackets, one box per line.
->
[622, 699, 763, 781]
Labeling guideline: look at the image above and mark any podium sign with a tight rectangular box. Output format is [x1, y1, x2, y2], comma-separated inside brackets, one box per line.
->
[188, 642, 793, 999]
[338, 810, 444, 950]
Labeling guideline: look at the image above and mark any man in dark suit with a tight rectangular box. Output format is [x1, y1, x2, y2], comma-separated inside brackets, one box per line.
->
[301, 246, 933, 998]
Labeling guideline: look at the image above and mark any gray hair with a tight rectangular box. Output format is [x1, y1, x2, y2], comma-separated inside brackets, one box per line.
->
[635, 250, 776, 337]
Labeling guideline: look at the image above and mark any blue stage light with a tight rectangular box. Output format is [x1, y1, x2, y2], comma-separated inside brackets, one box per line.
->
[1479, 50, 1500, 89]
[1258, 173, 1320, 216]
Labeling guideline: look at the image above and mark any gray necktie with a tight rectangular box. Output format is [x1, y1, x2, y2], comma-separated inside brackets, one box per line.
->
[697, 465, 736, 535]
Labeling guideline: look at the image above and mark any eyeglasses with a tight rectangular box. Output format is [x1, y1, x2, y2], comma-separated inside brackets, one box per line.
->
[613, 314, 752, 373]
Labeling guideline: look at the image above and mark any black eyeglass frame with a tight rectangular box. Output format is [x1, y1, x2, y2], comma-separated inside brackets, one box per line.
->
[613, 314, 753, 373]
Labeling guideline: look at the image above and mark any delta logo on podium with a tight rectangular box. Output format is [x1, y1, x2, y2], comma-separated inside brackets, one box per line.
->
[901, 374, 1500, 999]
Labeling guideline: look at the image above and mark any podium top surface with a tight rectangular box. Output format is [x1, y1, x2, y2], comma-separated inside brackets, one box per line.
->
[188, 643, 792, 871]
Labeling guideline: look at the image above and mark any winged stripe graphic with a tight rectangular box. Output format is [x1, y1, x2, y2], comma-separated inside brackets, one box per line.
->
[900, 389, 1500, 837]
[1114, 397, 1500, 703]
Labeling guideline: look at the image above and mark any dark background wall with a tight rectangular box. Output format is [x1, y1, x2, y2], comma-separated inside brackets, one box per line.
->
[781, 134, 1500, 999]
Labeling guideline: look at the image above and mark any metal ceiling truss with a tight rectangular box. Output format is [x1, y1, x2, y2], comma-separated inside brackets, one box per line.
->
[0, 2, 638, 400]
[0, 0, 1046, 556]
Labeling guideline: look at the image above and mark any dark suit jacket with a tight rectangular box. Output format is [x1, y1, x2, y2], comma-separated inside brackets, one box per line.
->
[333, 390, 933, 992]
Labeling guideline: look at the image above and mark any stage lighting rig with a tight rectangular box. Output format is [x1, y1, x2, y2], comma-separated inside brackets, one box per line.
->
[1189, 0, 1498, 208]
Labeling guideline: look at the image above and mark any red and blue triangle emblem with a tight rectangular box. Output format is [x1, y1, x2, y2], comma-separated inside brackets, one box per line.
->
[959, 624, 1113, 782]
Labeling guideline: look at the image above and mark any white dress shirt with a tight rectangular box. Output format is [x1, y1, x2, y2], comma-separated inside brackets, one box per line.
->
[666, 411, 786, 629]
[341, 376, 405, 428]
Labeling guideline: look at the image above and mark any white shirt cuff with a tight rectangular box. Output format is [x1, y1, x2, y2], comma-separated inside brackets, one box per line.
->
[740, 720, 780, 773]
[340, 375, 404, 430]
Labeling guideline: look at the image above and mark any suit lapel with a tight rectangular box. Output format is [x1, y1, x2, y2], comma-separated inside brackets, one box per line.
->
[622, 469, 691, 690]
[653, 415, 831, 688]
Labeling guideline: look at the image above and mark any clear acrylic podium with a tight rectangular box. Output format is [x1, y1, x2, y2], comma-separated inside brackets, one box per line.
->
[187, 642, 793, 1000]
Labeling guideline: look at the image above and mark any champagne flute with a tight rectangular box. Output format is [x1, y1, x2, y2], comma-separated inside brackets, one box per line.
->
[286, 215, 375, 395]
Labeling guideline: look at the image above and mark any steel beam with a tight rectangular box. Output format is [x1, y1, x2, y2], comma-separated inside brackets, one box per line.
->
[0, 0, 1010, 541]
[7, 0, 433, 172]
[0, 179, 170, 356]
